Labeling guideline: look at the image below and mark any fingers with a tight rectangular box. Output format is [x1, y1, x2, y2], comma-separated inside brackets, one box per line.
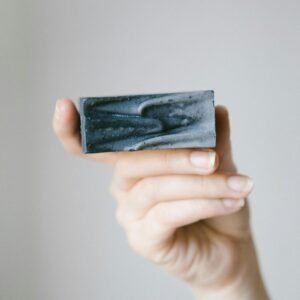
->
[116, 173, 253, 221]
[52, 98, 120, 164]
[146, 197, 245, 230]
[122, 198, 246, 253]
[113, 148, 219, 190]
[115, 184, 248, 254]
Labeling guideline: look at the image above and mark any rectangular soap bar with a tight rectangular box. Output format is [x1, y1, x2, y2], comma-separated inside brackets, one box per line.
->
[79, 90, 216, 153]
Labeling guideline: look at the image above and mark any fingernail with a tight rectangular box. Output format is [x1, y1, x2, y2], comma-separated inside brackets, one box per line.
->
[227, 176, 253, 193]
[190, 151, 216, 169]
[223, 198, 245, 208]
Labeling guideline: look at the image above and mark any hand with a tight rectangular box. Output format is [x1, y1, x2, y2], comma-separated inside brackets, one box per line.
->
[53, 98, 269, 299]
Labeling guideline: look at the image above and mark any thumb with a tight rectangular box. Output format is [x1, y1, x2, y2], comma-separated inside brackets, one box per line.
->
[215, 105, 237, 173]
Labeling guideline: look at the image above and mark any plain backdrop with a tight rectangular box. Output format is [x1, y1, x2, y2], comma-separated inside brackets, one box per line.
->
[1, 0, 299, 299]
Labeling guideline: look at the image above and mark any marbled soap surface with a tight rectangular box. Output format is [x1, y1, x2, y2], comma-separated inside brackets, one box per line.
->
[79, 90, 216, 153]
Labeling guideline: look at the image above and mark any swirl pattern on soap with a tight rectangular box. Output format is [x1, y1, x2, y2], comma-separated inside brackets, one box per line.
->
[79, 90, 216, 153]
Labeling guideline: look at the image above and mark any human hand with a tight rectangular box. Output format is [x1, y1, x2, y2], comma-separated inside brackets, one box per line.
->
[53, 98, 269, 300]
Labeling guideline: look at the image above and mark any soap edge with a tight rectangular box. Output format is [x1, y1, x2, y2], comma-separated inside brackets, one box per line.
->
[78, 89, 214, 101]
[78, 98, 88, 153]
[211, 91, 217, 148]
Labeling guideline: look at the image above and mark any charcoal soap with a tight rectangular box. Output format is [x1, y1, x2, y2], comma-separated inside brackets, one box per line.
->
[79, 90, 216, 153]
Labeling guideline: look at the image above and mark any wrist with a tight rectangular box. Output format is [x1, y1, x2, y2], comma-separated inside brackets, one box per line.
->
[191, 269, 269, 300]
[191, 240, 270, 300]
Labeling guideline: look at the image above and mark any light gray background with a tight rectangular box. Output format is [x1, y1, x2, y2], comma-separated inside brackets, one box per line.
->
[1, 0, 299, 299]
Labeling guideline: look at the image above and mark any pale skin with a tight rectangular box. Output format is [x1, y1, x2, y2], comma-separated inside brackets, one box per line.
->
[53, 98, 270, 300]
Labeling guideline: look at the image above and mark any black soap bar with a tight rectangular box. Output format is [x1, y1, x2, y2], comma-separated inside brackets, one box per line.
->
[79, 90, 216, 153]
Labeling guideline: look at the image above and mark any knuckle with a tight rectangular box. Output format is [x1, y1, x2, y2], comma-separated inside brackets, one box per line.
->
[162, 151, 177, 173]
[135, 177, 156, 202]
[149, 205, 167, 226]
[151, 203, 175, 227]
[162, 149, 192, 173]
[109, 181, 125, 202]
[126, 229, 144, 255]
[127, 178, 156, 212]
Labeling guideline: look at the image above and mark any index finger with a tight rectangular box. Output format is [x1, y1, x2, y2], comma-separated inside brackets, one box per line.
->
[112, 148, 219, 191]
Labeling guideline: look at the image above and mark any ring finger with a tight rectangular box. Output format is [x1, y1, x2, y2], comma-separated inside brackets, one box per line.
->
[120, 173, 253, 221]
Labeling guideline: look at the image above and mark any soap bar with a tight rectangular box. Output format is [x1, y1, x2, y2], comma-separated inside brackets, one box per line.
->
[79, 90, 216, 153]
